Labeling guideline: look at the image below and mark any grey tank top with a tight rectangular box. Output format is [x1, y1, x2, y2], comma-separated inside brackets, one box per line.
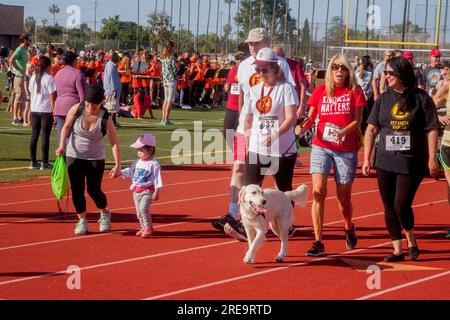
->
[66, 109, 106, 160]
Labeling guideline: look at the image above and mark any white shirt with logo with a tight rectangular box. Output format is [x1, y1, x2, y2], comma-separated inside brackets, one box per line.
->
[246, 82, 299, 157]
[236, 54, 296, 134]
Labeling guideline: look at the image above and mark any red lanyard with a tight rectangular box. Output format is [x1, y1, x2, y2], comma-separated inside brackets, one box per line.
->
[260, 84, 275, 101]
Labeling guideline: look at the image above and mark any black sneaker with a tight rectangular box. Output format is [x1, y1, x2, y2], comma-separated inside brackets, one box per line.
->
[224, 220, 247, 242]
[288, 226, 296, 238]
[384, 253, 405, 262]
[408, 241, 420, 260]
[345, 224, 358, 249]
[211, 214, 236, 231]
[306, 241, 325, 257]
[40, 162, 53, 170]
[29, 161, 40, 170]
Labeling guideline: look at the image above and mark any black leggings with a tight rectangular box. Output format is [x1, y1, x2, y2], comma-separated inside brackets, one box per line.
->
[66, 157, 107, 214]
[245, 152, 297, 192]
[376, 168, 424, 241]
[223, 109, 239, 150]
[120, 82, 130, 104]
[30, 112, 53, 163]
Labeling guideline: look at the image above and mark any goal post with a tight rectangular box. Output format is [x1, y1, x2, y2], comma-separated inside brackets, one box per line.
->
[345, 0, 442, 47]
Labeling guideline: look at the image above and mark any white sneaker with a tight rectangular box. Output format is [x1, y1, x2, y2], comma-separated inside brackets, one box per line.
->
[181, 104, 192, 110]
[74, 219, 88, 235]
[98, 211, 111, 233]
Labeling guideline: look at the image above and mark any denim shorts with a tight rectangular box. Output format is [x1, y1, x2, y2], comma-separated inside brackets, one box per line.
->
[310, 145, 358, 185]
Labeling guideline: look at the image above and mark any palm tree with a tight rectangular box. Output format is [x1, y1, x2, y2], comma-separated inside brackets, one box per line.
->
[425, 0, 429, 34]
[444, 0, 449, 47]
[225, 0, 235, 52]
[354, 0, 359, 38]
[237, 0, 240, 42]
[310, 0, 315, 59]
[271, 0, 276, 38]
[323, 0, 330, 66]
[206, 0, 212, 52]
[283, 0, 289, 45]
[339, 0, 344, 47]
[48, 4, 60, 27]
[196, 0, 200, 51]
[216, 0, 220, 54]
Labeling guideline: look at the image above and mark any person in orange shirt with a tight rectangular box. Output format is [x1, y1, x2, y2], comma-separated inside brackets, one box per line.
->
[51, 54, 64, 77]
[86, 58, 96, 84]
[94, 52, 105, 84]
[149, 54, 161, 105]
[118, 55, 132, 105]
[190, 56, 204, 107]
[201, 61, 215, 105]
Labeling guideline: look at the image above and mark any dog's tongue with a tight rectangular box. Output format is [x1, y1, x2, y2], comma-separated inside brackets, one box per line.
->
[256, 206, 267, 214]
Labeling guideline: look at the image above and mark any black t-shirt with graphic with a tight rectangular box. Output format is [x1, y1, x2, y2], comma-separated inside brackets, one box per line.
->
[368, 88, 439, 175]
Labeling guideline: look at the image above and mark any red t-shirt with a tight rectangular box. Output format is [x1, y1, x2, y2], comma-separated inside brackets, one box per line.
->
[226, 65, 239, 111]
[307, 84, 367, 152]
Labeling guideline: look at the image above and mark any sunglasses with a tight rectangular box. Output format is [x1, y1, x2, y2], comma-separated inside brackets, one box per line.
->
[331, 64, 349, 72]
[255, 67, 270, 74]
[383, 70, 396, 77]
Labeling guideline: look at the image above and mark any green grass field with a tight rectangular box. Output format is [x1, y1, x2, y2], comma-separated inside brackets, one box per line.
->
[0, 71, 310, 183]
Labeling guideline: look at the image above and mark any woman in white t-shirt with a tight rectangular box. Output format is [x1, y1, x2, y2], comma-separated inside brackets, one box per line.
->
[28, 56, 56, 170]
[244, 48, 299, 192]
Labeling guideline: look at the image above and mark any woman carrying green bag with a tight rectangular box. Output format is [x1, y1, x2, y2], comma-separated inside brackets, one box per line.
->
[56, 84, 122, 235]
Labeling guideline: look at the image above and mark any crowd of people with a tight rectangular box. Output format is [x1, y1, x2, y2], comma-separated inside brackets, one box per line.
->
[0, 27, 449, 259]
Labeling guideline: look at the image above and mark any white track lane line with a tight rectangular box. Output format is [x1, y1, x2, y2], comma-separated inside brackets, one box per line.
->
[0, 180, 439, 249]
[0, 177, 231, 207]
[0, 199, 446, 289]
[355, 271, 450, 300]
[0, 180, 384, 250]
[0, 175, 325, 227]
[143, 225, 448, 300]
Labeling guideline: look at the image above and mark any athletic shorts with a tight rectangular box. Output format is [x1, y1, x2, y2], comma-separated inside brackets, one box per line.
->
[105, 94, 119, 113]
[310, 145, 358, 185]
[441, 145, 450, 169]
[233, 132, 246, 163]
[163, 81, 177, 103]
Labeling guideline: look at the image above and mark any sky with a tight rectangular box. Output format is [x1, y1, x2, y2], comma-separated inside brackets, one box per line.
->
[1, 0, 444, 39]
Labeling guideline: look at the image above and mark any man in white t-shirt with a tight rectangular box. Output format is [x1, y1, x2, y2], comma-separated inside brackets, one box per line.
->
[212, 28, 297, 241]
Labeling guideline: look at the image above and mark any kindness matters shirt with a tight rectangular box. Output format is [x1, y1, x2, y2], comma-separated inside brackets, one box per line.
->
[307, 84, 367, 152]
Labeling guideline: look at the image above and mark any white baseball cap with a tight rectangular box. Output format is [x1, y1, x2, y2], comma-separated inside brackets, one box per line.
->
[130, 133, 157, 149]
[252, 48, 278, 68]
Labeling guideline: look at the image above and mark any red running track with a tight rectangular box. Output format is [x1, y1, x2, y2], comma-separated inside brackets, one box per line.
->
[0, 161, 449, 300]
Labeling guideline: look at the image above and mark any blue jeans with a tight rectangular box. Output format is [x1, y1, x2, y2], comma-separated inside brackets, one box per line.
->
[310, 145, 358, 185]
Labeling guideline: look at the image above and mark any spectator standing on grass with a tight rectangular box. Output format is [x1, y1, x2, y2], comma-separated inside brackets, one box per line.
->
[297, 54, 367, 257]
[104, 52, 122, 129]
[161, 43, 178, 126]
[56, 84, 121, 235]
[54, 51, 87, 148]
[28, 56, 56, 170]
[363, 57, 440, 261]
[9, 34, 31, 125]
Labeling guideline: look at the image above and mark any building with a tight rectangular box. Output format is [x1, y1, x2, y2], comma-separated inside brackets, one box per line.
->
[0, 4, 24, 50]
